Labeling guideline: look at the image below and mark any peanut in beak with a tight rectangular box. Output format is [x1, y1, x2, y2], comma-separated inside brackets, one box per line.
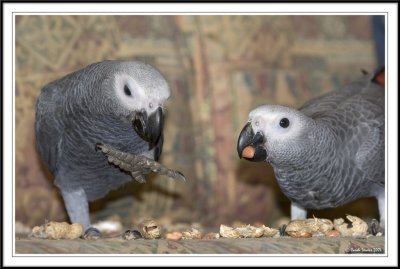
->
[242, 146, 255, 159]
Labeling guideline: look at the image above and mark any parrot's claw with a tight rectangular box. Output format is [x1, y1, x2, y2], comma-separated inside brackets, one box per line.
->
[174, 171, 186, 182]
[279, 224, 287, 237]
[97, 143, 186, 182]
[368, 219, 382, 236]
[134, 174, 146, 183]
[95, 143, 103, 151]
[82, 227, 102, 240]
[122, 229, 143, 240]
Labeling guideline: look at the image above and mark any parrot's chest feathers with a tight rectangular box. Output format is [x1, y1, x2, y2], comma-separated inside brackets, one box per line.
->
[58, 117, 151, 199]
[272, 162, 357, 209]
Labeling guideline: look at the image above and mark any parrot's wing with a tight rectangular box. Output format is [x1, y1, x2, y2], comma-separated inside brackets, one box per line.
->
[347, 81, 385, 187]
[300, 71, 384, 119]
[354, 121, 385, 186]
[300, 79, 366, 119]
[35, 84, 65, 174]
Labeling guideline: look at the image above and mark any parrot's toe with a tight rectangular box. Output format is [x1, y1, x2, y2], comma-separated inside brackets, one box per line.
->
[368, 219, 383, 236]
[95, 143, 103, 151]
[82, 227, 102, 240]
[122, 229, 143, 240]
[279, 224, 287, 237]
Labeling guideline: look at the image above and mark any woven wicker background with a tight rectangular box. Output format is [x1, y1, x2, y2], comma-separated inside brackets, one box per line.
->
[15, 15, 381, 229]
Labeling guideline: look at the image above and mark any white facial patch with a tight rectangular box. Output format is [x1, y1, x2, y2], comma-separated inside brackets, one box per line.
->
[114, 73, 168, 114]
[114, 73, 143, 111]
[249, 105, 303, 142]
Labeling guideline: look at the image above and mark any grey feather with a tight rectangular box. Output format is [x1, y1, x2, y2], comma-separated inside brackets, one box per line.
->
[241, 70, 385, 228]
[35, 60, 173, 231]
[281, 79, 384, 208]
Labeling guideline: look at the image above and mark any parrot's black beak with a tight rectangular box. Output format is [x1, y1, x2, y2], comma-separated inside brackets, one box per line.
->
[237, 122, 267, 162]
[133, 107, 164, 150]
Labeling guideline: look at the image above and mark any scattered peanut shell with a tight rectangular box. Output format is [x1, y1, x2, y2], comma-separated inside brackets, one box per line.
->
[138, 218, 162, 239]
[182, 228, 202, 239]
[333, 215, 368, 237]
[285, 217, 333, 238]
[242, 146, 255, 159]
[48, 222, 83, 240]
[291, 232, 313, 238]
[325, 229, 341, 237]
[262, 225, 279, 238]
[312, 231, 327, 237]
[202, 233, 220, 240]
[235, 225, 265, 238]
[219, 224, 265, 238]
[220, 224, 240, 238]
[29, 222, 83, 240]
[285, 220, 312, 238]
[162, 221, 203, 234]
[304, 217, 334, 234]
[42, 222, 70, 239]
[165, 232, 183, 240]
[30, 225, 47, 239]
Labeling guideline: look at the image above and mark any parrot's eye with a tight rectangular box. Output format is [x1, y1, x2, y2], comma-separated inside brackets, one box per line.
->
[124, 85, 132, 96]
[279, 118, 290, 128]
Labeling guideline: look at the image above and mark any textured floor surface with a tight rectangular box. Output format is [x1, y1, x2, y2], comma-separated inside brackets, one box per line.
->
[15, 236, 384, 254]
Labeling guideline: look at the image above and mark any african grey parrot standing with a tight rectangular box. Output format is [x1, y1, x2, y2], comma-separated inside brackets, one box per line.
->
[237, 69, 385, 232]
[35, 60, 170, 238]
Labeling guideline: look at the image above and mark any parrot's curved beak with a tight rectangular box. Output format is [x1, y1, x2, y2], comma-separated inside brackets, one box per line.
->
[133, 107, 164, 150]
[237, 122, 267, 162]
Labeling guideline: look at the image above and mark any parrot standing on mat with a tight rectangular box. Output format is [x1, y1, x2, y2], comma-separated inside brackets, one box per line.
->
[35, 60, 171, 238]
[237, 68, 385, 233]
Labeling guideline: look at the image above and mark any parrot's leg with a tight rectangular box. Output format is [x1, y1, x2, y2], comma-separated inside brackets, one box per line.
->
[60, 188, 91, 228]
[280, 202, 308, 237]
[60, 187, 101, 239]
[368, 219, 380, 236]
[290, 202, 307, 220]
[377, 190, 385, 232]
[279, 224, 287, 237]
[368, 190, 385, 235]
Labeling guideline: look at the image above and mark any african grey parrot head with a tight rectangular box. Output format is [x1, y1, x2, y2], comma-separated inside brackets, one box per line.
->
[237, 105, 316, 166]
[84, 60, 171, 149]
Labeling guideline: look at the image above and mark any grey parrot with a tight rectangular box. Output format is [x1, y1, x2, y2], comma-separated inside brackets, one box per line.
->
[35, 60, 171, 238]
[237, 68, 385, 232]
